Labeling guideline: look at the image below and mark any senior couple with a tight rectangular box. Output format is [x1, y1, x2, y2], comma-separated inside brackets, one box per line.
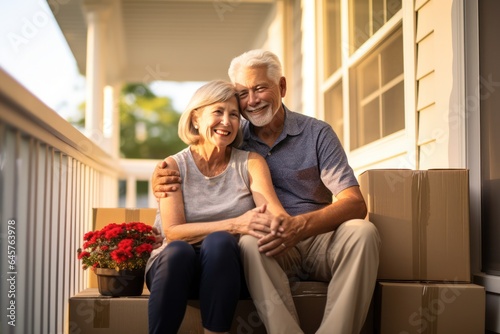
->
[145, 49, 380, 334]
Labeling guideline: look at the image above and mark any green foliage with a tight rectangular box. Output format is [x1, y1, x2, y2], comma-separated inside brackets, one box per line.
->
[69, 83, 187, 160]
[119, 83, 186, 159]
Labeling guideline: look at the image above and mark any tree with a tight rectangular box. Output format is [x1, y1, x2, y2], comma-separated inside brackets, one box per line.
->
[119, 83, 186, 159]
[69, 83, 185, 200]
[69, 83, 187, 159]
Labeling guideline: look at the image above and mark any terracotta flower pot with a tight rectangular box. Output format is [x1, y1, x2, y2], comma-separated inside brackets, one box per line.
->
[95, 268, 145, 297]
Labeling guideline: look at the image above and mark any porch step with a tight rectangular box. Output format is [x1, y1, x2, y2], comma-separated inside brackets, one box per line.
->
[69, 281, 329, 334]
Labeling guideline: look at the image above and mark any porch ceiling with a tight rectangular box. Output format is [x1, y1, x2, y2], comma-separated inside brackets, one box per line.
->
[49, 0, 276, 83]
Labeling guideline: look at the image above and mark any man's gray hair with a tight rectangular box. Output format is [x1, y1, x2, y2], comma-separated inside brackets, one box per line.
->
[228, 49, 283, 84]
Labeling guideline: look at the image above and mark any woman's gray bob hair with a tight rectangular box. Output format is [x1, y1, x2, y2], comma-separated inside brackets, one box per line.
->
[177, 80, 243, 147]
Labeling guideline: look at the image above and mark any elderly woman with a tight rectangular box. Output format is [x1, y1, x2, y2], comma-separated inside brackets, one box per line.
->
[146, 80, 287, 334]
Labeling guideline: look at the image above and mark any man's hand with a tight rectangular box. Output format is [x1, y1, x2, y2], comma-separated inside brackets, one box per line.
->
[152, 159, 181, 199]
[257, 215, 305, 257]
[151, 227, 164, 249]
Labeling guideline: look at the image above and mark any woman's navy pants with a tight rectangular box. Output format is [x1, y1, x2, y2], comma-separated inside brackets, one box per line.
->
[146, 231, 247, 333]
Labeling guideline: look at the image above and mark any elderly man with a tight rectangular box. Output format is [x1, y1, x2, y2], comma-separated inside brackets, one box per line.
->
[152, 49, 380, 334]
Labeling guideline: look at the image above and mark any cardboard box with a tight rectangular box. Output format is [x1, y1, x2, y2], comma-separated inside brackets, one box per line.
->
[375, 282, 485, 334]
[88, 208, 158, 288]
[69, 282, 332, 334]
[359, 169, 470, 281]
[68, 289, 149, 333]
[92, 208, 157, 231]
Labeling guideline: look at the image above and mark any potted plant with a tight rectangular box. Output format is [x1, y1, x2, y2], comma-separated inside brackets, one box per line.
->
[77, 222, 156, 296]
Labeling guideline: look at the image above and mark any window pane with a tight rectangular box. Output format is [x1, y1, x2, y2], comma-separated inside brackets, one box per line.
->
[360, 56, 379, 97]
[349, 26, 404, 150]
[324, 82, 344, 145]
[381, 30, 403, 84]
[382, 81, 405, 136]
[361, 98, 380, 146]
[324, 0, 342, 77]
[373, 0, 385, 34]
[387, 0, 402, 21]
[350, 0, 370, 53]
[349, 0, 402, 53]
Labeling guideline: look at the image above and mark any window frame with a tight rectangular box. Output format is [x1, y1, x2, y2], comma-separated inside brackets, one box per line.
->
[318, 1, 416, 170]
[349, 26, 405, 150]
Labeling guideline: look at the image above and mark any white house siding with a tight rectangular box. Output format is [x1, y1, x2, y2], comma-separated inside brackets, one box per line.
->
[416, 0, 466, 169]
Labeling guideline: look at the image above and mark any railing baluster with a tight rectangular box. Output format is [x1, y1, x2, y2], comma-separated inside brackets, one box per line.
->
[16, 130, 29, 334]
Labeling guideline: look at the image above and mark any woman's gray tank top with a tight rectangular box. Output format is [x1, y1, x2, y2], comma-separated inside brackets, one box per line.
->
[173, 147, 255, 222]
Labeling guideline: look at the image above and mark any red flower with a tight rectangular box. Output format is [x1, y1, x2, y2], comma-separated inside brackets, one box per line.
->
[83, 231, 95, 241]
[78, 251, 90, 260]
[105, 227, 123, 240]
[135, 243, 153, 255]
[111, 249, 132, 263]
[77, 221, 155, 271]
[119, 238, 134, 247]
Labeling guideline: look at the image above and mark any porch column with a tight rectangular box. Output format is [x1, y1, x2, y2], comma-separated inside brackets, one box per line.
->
[103, 84, 121, 159]
[83, 0, 111, 144]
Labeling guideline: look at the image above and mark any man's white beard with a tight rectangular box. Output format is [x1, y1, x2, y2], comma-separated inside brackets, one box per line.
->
[244, 104, 278, 127]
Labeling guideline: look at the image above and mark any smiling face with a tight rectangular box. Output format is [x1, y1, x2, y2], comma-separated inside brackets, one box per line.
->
[233, 66, 286, 127]
[194, 95, 240, 149]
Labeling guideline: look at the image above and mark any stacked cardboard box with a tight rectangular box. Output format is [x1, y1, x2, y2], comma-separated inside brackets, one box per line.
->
[359, 169, 485, 334]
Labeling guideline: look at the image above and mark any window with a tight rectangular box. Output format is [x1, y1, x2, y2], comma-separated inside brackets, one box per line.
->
[321, 0, 403, 151]
[324, 82, 344, 146]
[349, 28, 404, 149]
[349, 0, 402, 54]
[323, 0, 342, 78]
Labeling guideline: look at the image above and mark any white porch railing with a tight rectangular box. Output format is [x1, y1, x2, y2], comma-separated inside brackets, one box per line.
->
[0, 69, 157, 334]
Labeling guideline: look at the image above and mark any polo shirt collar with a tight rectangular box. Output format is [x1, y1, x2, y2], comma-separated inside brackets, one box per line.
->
[245, 104, 303, 143]
[282, 105, 303, 137]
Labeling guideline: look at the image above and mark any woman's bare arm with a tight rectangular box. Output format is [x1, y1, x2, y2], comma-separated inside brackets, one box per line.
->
[160, 155, 275, 243]
[247, 152, 287, 216]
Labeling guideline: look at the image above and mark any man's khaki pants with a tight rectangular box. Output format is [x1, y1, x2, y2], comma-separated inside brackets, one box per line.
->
[239, 219, 380, 334]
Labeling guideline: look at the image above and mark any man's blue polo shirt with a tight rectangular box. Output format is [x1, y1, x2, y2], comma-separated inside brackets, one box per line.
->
[241, 105, 358, 216]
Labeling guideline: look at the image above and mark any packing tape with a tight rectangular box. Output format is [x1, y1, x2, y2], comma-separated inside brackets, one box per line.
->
[421, 285, 439, 334]
[93, 299, 110, 328]
[411, 172, 421, 279]
[412, 171, 430, 279]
